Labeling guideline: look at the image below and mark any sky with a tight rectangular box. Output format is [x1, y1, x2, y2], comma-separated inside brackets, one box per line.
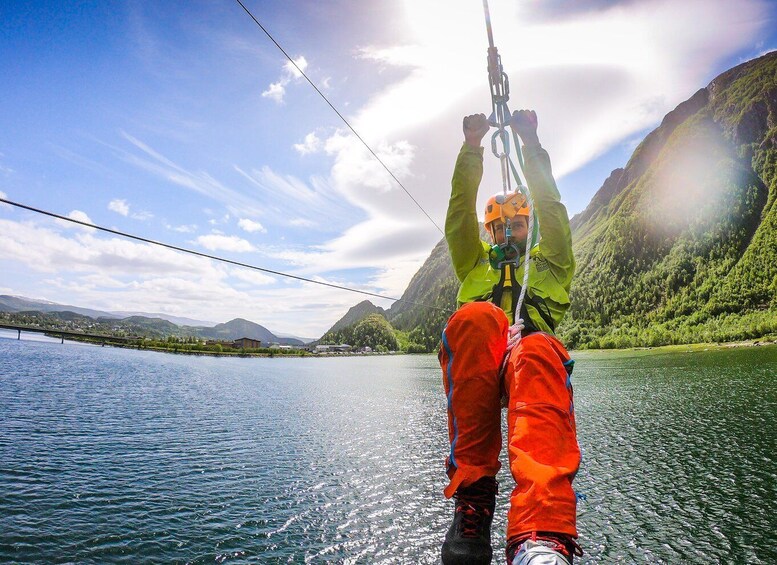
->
[0, 0, 775, 337]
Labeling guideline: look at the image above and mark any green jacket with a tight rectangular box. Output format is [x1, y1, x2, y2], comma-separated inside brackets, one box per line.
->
[445, 142, 574, 333]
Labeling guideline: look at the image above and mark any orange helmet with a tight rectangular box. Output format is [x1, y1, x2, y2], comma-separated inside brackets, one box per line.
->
[484, 191, 529, 228]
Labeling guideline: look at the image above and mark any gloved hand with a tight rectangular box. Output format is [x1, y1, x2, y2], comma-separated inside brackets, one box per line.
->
[506, 318, 525, 353]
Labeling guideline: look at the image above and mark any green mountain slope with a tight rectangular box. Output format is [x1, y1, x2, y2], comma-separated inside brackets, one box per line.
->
[326, 300, 387, 334]
[319, 300, 389, 347]
[560, 51, 777, 348]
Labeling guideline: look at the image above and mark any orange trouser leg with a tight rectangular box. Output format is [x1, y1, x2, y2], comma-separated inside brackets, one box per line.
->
[504, 332, 580, 539]
[439, 302, 508, 498]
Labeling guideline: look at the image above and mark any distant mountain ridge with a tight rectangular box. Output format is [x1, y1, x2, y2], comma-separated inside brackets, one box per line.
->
[193, 318, 302, 346]
[0, 295, 123, 320]
[0, 295, 302, 345]
[111, 310, 217, 327]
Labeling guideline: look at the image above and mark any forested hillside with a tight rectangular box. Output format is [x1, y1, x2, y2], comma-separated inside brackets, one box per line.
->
[560, 51, 777, 348]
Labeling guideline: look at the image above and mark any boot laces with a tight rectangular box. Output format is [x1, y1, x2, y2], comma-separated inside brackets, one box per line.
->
[454, 481, 495, 538]
[456, 501, 492, 537]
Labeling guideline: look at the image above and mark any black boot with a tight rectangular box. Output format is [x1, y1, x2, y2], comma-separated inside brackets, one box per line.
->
[441, 476, 497, 565]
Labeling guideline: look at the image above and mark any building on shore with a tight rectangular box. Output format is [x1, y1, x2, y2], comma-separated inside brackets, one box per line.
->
[233, 337, 261, 349]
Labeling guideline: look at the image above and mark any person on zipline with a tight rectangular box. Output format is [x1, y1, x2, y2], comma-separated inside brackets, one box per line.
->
[440, 110, 582, 565]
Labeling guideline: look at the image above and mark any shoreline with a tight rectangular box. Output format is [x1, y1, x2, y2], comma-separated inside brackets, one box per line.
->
[3, 329, 776, 358]
[571, 337, 777, 355]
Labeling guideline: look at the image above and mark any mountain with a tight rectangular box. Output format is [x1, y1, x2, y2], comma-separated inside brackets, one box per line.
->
[0, 295, 121, 320]
[560, 51, 777, 348]
[0, 295, 216, 327]
[110, 311, 216, 327]
[325, 300, 387, 334]
[318, 301, 386, 345]
[115, 316, 181, 335]
[192, 318, 303, 346]
[3, 310, 187, 339]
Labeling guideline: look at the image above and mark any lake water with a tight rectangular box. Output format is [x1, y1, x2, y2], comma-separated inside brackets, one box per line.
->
[0, 332, 775, 563]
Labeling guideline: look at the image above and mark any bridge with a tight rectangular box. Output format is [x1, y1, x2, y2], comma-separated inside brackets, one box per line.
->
[0, 323, 141, 346]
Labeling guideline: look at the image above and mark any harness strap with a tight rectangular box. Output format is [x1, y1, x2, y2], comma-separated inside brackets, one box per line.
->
[491, 263, 556, 334]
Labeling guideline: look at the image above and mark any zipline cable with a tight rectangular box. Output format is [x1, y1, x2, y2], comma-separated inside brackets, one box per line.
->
[0, 197, 448, 312]
[234, 0, 444, 237]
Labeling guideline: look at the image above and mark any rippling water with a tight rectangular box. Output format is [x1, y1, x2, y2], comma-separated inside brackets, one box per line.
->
[0, 335, 775, 563]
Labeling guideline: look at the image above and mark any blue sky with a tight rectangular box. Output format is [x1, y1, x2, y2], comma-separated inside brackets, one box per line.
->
[1, 0, 775, 337]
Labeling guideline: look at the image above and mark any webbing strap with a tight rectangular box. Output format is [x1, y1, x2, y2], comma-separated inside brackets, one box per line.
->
[491, 264, 556, 333]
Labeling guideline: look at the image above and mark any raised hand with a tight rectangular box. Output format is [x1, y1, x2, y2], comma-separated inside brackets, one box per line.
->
[510, 109, 539, 145]
[463, 113, 490, 148]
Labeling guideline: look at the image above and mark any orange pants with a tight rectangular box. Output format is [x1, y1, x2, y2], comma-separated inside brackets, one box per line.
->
[440, 301, 580, 540]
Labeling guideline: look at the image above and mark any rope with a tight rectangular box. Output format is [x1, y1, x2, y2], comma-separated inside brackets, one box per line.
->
[234, 0, 444, 237]
[0, 197, 448, 312]
[481, 0, 535, 327]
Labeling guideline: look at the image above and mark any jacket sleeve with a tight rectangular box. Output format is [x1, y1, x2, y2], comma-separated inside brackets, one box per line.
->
[446, 143, 486, 282]
[522, 143, 575, 291]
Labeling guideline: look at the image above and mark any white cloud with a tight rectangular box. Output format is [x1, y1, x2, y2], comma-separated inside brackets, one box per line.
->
[0, 190, 9, 209]
[238, 218, 266, 233]
[284, 56, 308, 78]
[230, 267, 276, 286]
[167, 223, 197, 233]
[78, 273, 127, 289]
[108, 199, 129, 216]
[289, 218, 316, 228]
[293, 132, 323, 155]
[233, 164, 354, 230]
[333, 0, 767, 193]
[262, 216, 439, 297]
[261, 81, 285, 103]
[118, 132, 268, 218]
[131, 210, 154, 221]
[0, 218, 216, 276]
[107, 198, 152, 220]
[195, 234, 255, 252]
[262, 55, 308, 104]
[69, 210, 93, 224]
[54, 210, 95, 231]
